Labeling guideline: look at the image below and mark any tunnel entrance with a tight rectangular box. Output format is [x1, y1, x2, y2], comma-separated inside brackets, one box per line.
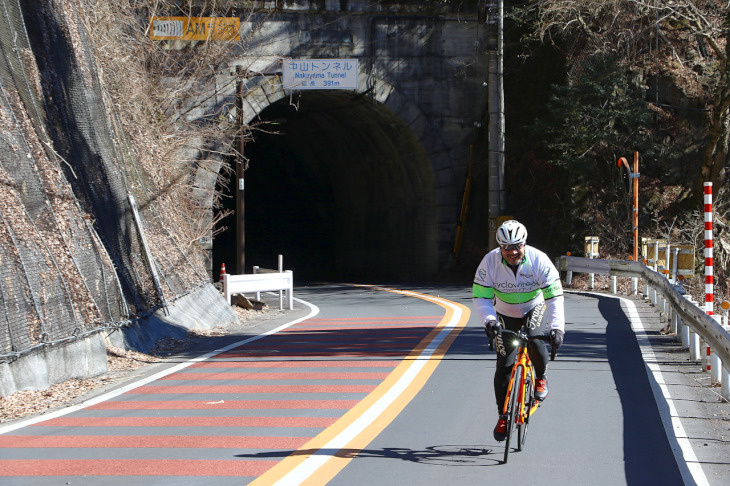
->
[213, 91, 438, 283]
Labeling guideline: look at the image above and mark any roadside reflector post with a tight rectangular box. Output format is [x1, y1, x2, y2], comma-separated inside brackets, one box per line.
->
[584, 237, 598, 290]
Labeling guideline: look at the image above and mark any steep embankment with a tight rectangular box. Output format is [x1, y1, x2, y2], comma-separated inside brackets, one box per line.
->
[0, 0, 234, 396]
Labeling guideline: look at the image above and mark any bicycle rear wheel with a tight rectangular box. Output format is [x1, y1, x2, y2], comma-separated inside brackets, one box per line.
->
[502, 365, 521, 464]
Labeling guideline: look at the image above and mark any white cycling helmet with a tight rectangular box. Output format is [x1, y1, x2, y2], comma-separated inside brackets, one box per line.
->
[496, 220, 527, 246]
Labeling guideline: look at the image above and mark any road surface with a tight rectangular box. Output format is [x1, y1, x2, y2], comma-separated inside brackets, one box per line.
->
[0, 284, 725, 485]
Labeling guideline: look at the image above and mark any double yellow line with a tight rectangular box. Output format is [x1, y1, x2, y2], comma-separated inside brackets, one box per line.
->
[250, 286, 471, 485]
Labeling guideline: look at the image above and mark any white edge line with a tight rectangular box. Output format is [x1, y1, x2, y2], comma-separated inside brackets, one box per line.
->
[273, 299, 463, 485]
[0, 296, 320, 435]
[614, 295, 709, 486]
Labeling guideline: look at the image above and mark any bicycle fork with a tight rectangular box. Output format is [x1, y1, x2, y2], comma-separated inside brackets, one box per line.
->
[503, 359, 524, 420]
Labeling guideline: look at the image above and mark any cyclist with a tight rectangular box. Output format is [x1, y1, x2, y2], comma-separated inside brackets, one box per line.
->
[472, 220, 565, 442]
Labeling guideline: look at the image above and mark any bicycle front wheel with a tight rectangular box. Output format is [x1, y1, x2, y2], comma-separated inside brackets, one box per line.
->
[517, 371, 534, 451]
[503, 365, 522, 464]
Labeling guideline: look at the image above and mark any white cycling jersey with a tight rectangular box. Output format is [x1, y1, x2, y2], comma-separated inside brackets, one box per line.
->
[472, 245, 565, 332]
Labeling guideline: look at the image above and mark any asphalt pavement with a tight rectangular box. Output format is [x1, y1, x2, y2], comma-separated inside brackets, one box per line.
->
[0, 284, 727, 485]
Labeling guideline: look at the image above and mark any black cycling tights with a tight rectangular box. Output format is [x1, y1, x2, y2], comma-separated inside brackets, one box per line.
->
[492, 303, 549, 413]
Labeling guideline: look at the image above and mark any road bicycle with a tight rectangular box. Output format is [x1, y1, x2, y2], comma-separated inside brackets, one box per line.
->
[495, 325, 556, 464]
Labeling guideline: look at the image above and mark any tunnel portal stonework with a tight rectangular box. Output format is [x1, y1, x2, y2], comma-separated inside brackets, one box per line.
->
[190, 1, 490, 279]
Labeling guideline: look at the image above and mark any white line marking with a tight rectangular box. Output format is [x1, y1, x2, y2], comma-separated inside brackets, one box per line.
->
[0, 297, 319, 435]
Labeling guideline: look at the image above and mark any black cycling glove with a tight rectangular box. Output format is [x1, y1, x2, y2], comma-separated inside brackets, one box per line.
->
[550, 329, 564, 349]
[484, 318, 499, 339]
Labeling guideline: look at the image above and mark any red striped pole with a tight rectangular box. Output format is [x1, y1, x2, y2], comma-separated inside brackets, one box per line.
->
[704, 182, 713, 372]
[705, 182, 713, 315]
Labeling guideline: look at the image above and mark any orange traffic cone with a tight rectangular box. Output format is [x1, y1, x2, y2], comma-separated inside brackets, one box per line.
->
[219, 263, 226, 282]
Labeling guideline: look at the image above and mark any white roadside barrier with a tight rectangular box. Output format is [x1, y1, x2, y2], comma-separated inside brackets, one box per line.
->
[223, 271, 294, 310]
[557, 255, 730, 401]
[222, 254, 294, 310]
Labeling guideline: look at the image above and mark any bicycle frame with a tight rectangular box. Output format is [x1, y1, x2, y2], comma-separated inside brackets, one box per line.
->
[501, 331, 539, 426]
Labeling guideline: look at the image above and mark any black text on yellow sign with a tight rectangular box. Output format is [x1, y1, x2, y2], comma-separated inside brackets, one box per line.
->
[149, 17, 241, 41]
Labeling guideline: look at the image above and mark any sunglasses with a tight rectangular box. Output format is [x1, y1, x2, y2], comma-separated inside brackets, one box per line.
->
[500, 243, 524, 251]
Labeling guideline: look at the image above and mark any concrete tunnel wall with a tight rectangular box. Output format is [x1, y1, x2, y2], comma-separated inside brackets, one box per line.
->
[186, 6, 490, 282]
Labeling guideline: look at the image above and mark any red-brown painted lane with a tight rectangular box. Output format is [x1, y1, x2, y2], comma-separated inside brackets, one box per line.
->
[1, 459, 277, 477]
[0, 310, 444, 484]
[34, 416, 338, 428]
[188, 360, 402, 369]
[86, 399, 362, 410]
[159, 371, 392, 380]
[125, 384, 378, 394]
[0, 435, 309, 449]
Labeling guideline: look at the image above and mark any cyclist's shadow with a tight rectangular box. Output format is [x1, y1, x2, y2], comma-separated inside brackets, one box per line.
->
[236, 445, 504, 466]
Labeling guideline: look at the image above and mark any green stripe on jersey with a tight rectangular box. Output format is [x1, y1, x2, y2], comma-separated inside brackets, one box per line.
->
[494, 288, 541, 304]
[472, 283, 494, 299]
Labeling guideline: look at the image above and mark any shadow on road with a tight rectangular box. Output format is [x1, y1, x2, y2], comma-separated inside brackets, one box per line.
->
[235, 444, 503, 467]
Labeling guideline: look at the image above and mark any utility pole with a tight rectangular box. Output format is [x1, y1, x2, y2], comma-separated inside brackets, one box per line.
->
[235, 66, 246, 274]
[486, 1, 505, 248]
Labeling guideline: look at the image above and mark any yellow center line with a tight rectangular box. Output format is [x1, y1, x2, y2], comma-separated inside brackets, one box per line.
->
[249, 285, 471, 485]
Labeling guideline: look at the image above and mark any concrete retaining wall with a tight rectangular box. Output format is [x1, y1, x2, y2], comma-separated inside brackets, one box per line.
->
[1, 284, 238, 397]
[106, 283, 239, 354]
[0, 333, 108, 397]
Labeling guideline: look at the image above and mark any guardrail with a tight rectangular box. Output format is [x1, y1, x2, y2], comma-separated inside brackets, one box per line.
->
[557, 255, 730, 401]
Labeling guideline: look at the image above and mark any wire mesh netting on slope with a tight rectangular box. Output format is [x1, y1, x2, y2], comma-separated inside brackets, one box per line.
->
[0, 0, 210, 360]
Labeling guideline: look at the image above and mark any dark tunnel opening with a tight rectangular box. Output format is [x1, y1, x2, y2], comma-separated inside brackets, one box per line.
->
[213, 91, 438, 283]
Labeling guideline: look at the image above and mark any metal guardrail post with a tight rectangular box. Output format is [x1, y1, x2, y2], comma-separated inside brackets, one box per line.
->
[656, 292, 662, 316]
[666, 301, 672, 326]
[711, 315, 722, 384]
[680, 305, 690, 349]
[701, 339, 710, 372]
[691, 331, 700, 363]
[671, 247, 679, 283]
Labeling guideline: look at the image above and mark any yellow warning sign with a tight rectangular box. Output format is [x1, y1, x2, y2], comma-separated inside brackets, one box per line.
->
[149, 17, 240, 41]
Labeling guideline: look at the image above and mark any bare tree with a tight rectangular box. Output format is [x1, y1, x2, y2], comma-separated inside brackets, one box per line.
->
[524, 0, 728, 205]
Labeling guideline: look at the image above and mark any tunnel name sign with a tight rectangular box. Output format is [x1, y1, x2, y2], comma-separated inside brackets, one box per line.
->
[149, 17, 240, 41]
[283, 59, 358, 90]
